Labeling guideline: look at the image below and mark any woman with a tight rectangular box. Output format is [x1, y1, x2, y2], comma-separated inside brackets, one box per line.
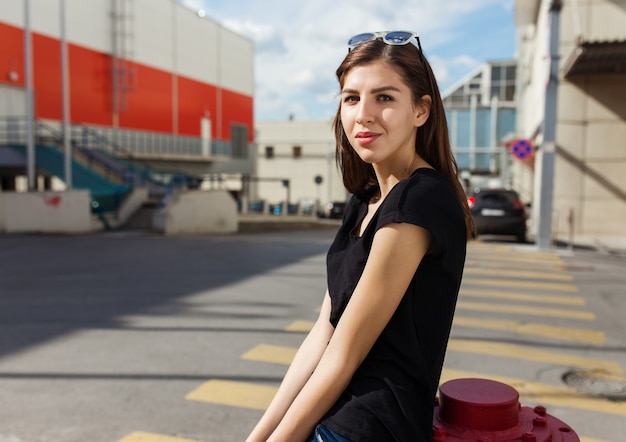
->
[246, 31, 473, 442]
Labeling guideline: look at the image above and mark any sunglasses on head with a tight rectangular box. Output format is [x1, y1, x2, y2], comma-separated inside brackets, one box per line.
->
[348, 31, 421, 51]
[347, 31, 433, 94]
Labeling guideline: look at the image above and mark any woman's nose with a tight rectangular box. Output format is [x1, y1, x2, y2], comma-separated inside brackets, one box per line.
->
[355, 99, 374, 125]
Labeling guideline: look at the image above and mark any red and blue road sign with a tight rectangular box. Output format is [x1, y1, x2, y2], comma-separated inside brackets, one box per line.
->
[510, 138, 533, 160]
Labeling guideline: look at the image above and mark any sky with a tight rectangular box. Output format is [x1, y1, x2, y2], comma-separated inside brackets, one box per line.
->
[177, 0, 517, 122]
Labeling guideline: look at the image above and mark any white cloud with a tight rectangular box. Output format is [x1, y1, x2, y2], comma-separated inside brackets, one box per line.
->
[177, 0, 515, 120]
[222, 20, 287, 54]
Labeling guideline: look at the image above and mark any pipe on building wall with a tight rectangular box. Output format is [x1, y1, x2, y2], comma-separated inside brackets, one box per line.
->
[536, 0, 563, 249]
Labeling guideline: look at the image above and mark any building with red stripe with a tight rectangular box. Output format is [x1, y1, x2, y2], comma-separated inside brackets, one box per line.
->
[0, 0, 254, 184]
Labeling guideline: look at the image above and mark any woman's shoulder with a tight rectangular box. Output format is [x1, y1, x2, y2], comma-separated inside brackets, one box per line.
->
[408, 167, 449, 187]
[393, 168, 456, 206]
[377, 169, 466, 252]
[377, 168, 464, 231]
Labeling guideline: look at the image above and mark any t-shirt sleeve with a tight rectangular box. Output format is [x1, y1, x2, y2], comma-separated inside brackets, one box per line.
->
[375, 173, 465, 255]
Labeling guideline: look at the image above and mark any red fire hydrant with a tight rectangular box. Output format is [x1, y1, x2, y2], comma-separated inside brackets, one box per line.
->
[433, 378, 579, 441]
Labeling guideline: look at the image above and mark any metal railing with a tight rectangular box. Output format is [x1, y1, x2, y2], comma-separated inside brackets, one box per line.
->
[0, 116, 229, 158]
[0, 117, 201, 195]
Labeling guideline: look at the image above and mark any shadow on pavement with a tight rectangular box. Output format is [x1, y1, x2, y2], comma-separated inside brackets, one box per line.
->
[0, 230, 334, 359]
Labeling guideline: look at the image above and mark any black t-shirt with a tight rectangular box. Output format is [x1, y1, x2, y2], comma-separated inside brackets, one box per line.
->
[321, 168, 467, 442]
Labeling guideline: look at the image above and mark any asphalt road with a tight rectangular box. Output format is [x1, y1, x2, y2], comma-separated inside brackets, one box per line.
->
[0, 229, 624, 442]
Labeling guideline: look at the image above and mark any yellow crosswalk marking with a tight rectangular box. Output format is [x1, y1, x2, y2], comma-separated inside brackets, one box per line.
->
[441, 369, 626, 416]
[462, 277, 578, 292]
[242, 340, 622, 376]
[242, 344, 296, 365]
[456, 300, 595, 320]
[468, 255, 563, 266]
[185, 379, 276, 410]
[119, 432, 201, 442]
[460, 288, 585, 305]
[447, 339, 622, 375]
[469, 255, 561, 262]
[288, 315, 603, 348]
[453, 316, 606, 345]
[464, 267, 574, 281]
[235, 244, 618, 430]
[467, 246, 563, 261]
[285, 320, 314, 332]
[580, 438, 613, 442]
[465, 259, 565, 271]
[468, 241, 512, 249]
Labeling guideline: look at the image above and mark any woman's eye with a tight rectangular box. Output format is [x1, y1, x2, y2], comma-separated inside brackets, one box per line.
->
[343, 95, 359, 103]
[378, 94, 393, 102]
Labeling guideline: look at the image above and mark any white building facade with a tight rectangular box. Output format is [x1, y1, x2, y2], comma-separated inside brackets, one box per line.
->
[253, 120, 348, 214]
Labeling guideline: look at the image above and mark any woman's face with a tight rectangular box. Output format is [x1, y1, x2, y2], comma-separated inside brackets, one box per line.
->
[340, 60, 429, 168]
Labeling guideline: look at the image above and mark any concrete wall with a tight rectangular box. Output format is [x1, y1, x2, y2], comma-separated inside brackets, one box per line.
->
[514, 0, 626, 246]
[0, 188, 237, 235]
[109, 187, 149, 229]
[156, 189, 238, 235]
[1, 190, 98, 234]
[555, 74, 626, 242]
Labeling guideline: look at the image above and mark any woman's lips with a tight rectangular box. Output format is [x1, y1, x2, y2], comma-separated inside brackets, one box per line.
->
[355, 132, 380, 146]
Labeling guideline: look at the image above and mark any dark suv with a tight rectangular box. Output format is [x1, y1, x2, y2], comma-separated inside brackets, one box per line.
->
[468, 188, 527, 243]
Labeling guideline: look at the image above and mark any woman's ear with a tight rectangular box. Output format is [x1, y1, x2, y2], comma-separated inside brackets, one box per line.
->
[414, 95, 432, 127]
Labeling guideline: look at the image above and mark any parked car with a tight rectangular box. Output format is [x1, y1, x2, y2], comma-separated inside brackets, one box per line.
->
[468, 188, 527, 242]
[319, 201, 347, 219]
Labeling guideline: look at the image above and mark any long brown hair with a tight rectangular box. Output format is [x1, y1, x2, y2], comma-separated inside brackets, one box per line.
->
[332, 38, 475, 238]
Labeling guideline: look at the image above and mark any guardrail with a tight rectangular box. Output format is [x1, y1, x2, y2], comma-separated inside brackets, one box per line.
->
[0, 117, 201, 197]
[0, 116, 223, 158]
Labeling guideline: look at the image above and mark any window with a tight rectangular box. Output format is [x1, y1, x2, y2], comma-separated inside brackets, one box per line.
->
[464, 80, 481, 96]
[505, 65, 516, 80]
[505, 85, 515, 101]
[444, 89, 469, 108]
[265, 146, 274, 159]
[491, 85, 500, 100]
[293, 145, 302, 158]
[489, 63, 516, 103]
[231, 124, 248, 158]
[491, 66, 502, 81]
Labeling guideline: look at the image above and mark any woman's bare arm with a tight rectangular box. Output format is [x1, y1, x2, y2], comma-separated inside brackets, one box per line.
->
[246, 291, 334, 442]
[267, 223, 431, 441]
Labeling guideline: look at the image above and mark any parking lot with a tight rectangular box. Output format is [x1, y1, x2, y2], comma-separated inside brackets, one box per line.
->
[0, 229, 625, 442]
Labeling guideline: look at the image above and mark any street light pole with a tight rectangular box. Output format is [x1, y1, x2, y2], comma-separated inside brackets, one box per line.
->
[536, 0, 563, 249]
[60, 0, 72, 189]
[24, 0, 35, 190]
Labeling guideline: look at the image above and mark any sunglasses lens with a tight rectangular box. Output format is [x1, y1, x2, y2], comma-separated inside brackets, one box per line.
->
[384, 31, 414, 45]
[348, 33, 375, 47]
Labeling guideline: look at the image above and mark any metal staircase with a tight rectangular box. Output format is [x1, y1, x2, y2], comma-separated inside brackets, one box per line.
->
[0, 117, 197, 214]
